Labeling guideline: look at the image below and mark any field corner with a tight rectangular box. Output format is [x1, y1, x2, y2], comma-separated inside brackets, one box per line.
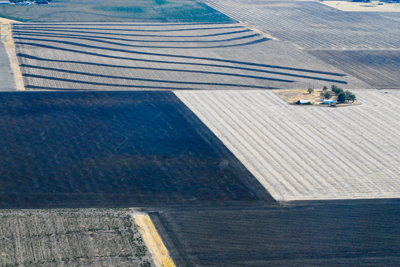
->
[132, 212, 176, 267]
[1, 22, 25, 91]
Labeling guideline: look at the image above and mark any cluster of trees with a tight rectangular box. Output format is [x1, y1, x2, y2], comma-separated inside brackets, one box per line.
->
[320, 85, 356, 103]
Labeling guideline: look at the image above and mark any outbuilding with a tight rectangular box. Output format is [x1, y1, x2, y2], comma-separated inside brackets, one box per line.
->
[322, 100, 336, 104]
[297, 99, 312, 105]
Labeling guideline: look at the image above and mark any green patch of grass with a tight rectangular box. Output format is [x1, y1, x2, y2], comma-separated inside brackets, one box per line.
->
[155, 0, 168, 5]
[94, 6, 144, 13]
[0, 0, 235, 23]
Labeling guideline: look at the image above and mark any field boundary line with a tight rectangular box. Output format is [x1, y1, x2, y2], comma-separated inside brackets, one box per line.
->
[133, 213, 176, 267]
[0, 17, 21, 24]
[238, 22, 279, 41]
[1, 23, 25, 91]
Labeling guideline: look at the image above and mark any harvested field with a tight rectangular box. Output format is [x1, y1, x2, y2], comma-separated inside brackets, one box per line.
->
[176, 90, 400, 201]
[0, 209, 155, 266]
[322, 1, 400, 12]
[0, 0, 234, 23]
[201, 0, 400, 49]
[0, 29, 16, 91]
[12, 23, 367, 91]
[0, 91, 272, 209]
[152, 200, 400, 266]
[308, 50, 400, 89]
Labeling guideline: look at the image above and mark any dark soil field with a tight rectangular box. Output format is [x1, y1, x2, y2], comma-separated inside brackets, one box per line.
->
[0, 91, 272, 209]
[0, 0, 235, 23]
[0, 35, 16, 91]
[12, 23, 367, 91]
[151, 199, 400, 266]
[308, 50, 400, 89]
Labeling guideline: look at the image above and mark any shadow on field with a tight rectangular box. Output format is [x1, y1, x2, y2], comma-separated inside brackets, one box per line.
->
[19, 55, 348, 84]
[21, 64, 295, 83]
[15, 42, 346, 77]
[14, 36, 269, 49]
[13, 29, 253, 38]
[13, 25, 244, 32]
[0, 91, 273, 209]
[22, 73, 283, 89]
[14, 31, 261, 44]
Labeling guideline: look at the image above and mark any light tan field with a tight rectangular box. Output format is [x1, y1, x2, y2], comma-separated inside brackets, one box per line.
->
[322, 1, 400, 12]
[176, 90, 400, 201]
[0, 17, 21, 23]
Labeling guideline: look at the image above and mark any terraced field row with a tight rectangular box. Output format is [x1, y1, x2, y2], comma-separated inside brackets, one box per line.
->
[201, 0, 400, 50]
[0, 209, 154, 266]
[12, 23, 366, 91]
[176, 90, 400, 201]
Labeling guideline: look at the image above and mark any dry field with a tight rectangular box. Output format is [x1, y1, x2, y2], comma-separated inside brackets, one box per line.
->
[322, 1, 400, 12]
[0, 209, 155, 266]
[12, 23, 367, 91]
[176, 90, 400, 201]
[200, 0, 400, 50]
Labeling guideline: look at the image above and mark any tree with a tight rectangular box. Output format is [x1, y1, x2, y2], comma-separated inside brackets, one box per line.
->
[322, 86, 328, 91]
[323, 91, 331, 99]
[337, 92, 346, 103]
[307, 88, 314, 94]
[345, 90, 356, 103]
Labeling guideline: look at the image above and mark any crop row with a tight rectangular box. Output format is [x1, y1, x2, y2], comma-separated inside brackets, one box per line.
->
[12, 23, 362, 91]
[176, 90, 400, 201]
[0, 209, 154, 266]
[201, 0, 400, 50]
[309, 50, 400, 89]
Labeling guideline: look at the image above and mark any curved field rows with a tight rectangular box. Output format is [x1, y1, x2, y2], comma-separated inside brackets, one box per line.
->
[176, 90, 400, 201]
[12, 23, 367, 91]
[201, 0, 400, 50]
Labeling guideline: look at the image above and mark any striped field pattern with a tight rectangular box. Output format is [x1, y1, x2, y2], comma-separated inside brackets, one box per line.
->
[12, 23, 368, 91]
[200, 0, 400, 50]
[176, 90, 400, 201]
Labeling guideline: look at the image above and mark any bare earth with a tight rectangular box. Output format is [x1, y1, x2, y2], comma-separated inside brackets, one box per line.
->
[176, 90, 400, 201]
[322, 1, 400, 12]
[0, 209, 155, 266]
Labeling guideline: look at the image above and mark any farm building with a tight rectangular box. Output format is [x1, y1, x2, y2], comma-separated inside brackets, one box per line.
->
[297, 99, 312, 104]
[322, 99, 335, 104]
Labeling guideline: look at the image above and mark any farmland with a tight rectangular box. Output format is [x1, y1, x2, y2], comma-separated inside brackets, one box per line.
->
[176, 90, 400, 201]
[0, 208, 155, 266]
[0, 91, 272, 209]
[12, 23, 368, 91]
[1, 0, 400, 265]
[201, 0, 400, 50]
[309, 50, 400, 89]
[0, 0, 235, 23]
[0, 31, 16, 90]
[152, 200, 400, 266]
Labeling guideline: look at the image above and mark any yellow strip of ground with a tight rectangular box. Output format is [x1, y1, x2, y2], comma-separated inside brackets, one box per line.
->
[133, 213, 176, 267]
[1, 22, 25, 91]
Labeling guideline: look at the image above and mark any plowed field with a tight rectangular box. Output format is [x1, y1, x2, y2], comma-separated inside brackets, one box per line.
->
[12, 23, 367, 91]
[200, 0, 400, 50]
[176, 90, 400, 201]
